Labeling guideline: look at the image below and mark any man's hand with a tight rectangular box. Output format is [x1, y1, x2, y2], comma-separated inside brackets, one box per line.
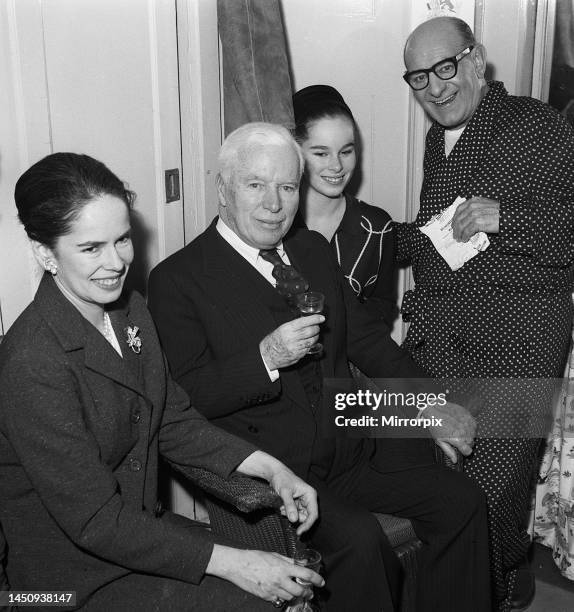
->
[451, 196, 500, 242]
[237, 451, 319, 535]
[424, 402, 477, 463]
[206, 546, 323, 605]
[260, 315, 324, 370]
[268, 466, 318, 535]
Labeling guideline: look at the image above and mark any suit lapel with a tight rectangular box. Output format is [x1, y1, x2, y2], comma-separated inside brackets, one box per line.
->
[35, 274, 145, 398]
[82, 335, 144, 397]
[201, 227, 282, 338]
[201, 224, 312, 410]
[90, 300, 145, 396]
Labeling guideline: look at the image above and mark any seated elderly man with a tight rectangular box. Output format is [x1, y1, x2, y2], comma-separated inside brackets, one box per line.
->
[148, 122, 490, 611]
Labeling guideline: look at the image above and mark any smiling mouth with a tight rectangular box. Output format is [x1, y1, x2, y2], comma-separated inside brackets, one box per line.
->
[433, 93, 457, 107]
[93, 277, 123, 289]
[322, 175, 345, 185]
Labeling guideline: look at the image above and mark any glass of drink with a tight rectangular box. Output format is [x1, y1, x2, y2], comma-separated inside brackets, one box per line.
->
[296, 292, 325, 355]
[289, 549, 322, 612]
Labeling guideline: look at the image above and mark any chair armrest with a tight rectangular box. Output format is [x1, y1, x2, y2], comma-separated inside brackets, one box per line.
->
[182, 466, 283, 514]
[182, 467, 299, 557]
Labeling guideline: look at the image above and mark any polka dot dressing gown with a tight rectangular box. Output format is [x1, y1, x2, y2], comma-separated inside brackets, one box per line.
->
[395, 81, 574, 609]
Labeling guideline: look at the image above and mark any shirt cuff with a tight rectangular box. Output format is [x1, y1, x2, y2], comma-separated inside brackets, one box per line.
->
[259, 349, 280, 382]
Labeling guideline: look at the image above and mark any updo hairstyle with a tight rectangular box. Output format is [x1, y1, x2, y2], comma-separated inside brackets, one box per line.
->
[292, 84, 356, 144]
[15, 153, 135, 249]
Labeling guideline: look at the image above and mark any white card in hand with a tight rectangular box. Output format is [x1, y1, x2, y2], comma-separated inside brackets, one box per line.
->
[419, 196, 490, 271]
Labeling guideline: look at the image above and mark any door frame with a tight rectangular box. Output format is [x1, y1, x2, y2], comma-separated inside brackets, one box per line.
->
[176, 0, 223, 244]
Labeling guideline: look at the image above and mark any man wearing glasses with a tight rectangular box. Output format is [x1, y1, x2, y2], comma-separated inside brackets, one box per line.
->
[397, 16, 574, 612]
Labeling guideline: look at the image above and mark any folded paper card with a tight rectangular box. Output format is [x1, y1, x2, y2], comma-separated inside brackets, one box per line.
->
[419, 196, 490, 271]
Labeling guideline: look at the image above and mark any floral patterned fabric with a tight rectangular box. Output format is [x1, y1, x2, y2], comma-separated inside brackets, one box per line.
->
[532, 323, 574, 580]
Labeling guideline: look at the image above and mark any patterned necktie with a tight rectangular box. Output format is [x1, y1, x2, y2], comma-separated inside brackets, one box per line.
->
[259, 248, 309, 305]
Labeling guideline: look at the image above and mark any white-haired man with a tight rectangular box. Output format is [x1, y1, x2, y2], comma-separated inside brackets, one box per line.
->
[149, 122, 491, 611]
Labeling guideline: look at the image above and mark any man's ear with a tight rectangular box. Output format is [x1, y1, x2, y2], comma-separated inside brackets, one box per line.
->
[216, 174, 227, 207]
[30, 240, 55, 270]
[472, 44, 487, 80]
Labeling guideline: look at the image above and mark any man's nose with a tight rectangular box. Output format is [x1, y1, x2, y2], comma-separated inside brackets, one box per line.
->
[427, 73, 448, 97]
[263, 187, 282, 212]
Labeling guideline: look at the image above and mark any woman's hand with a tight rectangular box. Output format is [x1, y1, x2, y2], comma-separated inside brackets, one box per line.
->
[237, 451, 319, 535]
[206, 545, 324, 605]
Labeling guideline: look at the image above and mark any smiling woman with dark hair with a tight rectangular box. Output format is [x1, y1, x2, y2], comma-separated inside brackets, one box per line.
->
[292, 85, 397, 323]
[0, 152, 320, 611]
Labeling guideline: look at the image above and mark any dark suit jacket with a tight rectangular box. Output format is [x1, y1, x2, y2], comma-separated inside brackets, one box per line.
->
[148, 220, 428, 479]
[0, 274, 256, 608]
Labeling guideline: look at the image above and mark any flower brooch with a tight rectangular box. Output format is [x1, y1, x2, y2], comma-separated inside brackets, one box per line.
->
[125, 326, 142, 354]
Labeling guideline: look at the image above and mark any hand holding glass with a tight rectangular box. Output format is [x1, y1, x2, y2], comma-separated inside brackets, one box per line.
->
[296, 292, 325, 354]
[289, 549, 322, 612]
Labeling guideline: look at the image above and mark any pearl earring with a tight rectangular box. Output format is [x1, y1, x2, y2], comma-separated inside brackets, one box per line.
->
[45, 260, 58, 275]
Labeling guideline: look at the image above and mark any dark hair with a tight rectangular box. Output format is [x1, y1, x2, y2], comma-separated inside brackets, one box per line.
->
[15, 152, 135, 249]
[292, 85, 356, 143]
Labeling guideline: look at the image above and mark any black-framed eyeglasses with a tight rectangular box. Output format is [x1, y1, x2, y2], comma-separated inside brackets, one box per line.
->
[403, 46, 474, 91]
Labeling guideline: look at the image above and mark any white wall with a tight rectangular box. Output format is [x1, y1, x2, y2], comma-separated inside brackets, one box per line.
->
[0, 0, 184, 331]
[282, 0, 411, 222]
[0, 0, 46, 333]
[478, 0, 538, 96]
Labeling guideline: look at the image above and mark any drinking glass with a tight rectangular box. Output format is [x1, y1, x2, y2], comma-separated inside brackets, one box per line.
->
[296, 292, 325, 355]
[288, 549, 322, 611]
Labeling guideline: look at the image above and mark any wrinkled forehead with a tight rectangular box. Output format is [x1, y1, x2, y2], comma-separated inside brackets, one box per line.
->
[234, 141, 301, 179]
[404, 23, 466, 71]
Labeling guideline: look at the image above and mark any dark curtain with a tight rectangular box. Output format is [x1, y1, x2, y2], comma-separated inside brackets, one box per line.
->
[217, 0, 294, 135]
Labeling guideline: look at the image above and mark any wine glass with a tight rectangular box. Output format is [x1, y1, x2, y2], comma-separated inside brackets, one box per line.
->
[289, 549, 322, 612]
[296, 292, 325, 355]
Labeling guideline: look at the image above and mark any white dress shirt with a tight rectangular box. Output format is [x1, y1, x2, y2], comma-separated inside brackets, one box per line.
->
[216, 217, 289, 380]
